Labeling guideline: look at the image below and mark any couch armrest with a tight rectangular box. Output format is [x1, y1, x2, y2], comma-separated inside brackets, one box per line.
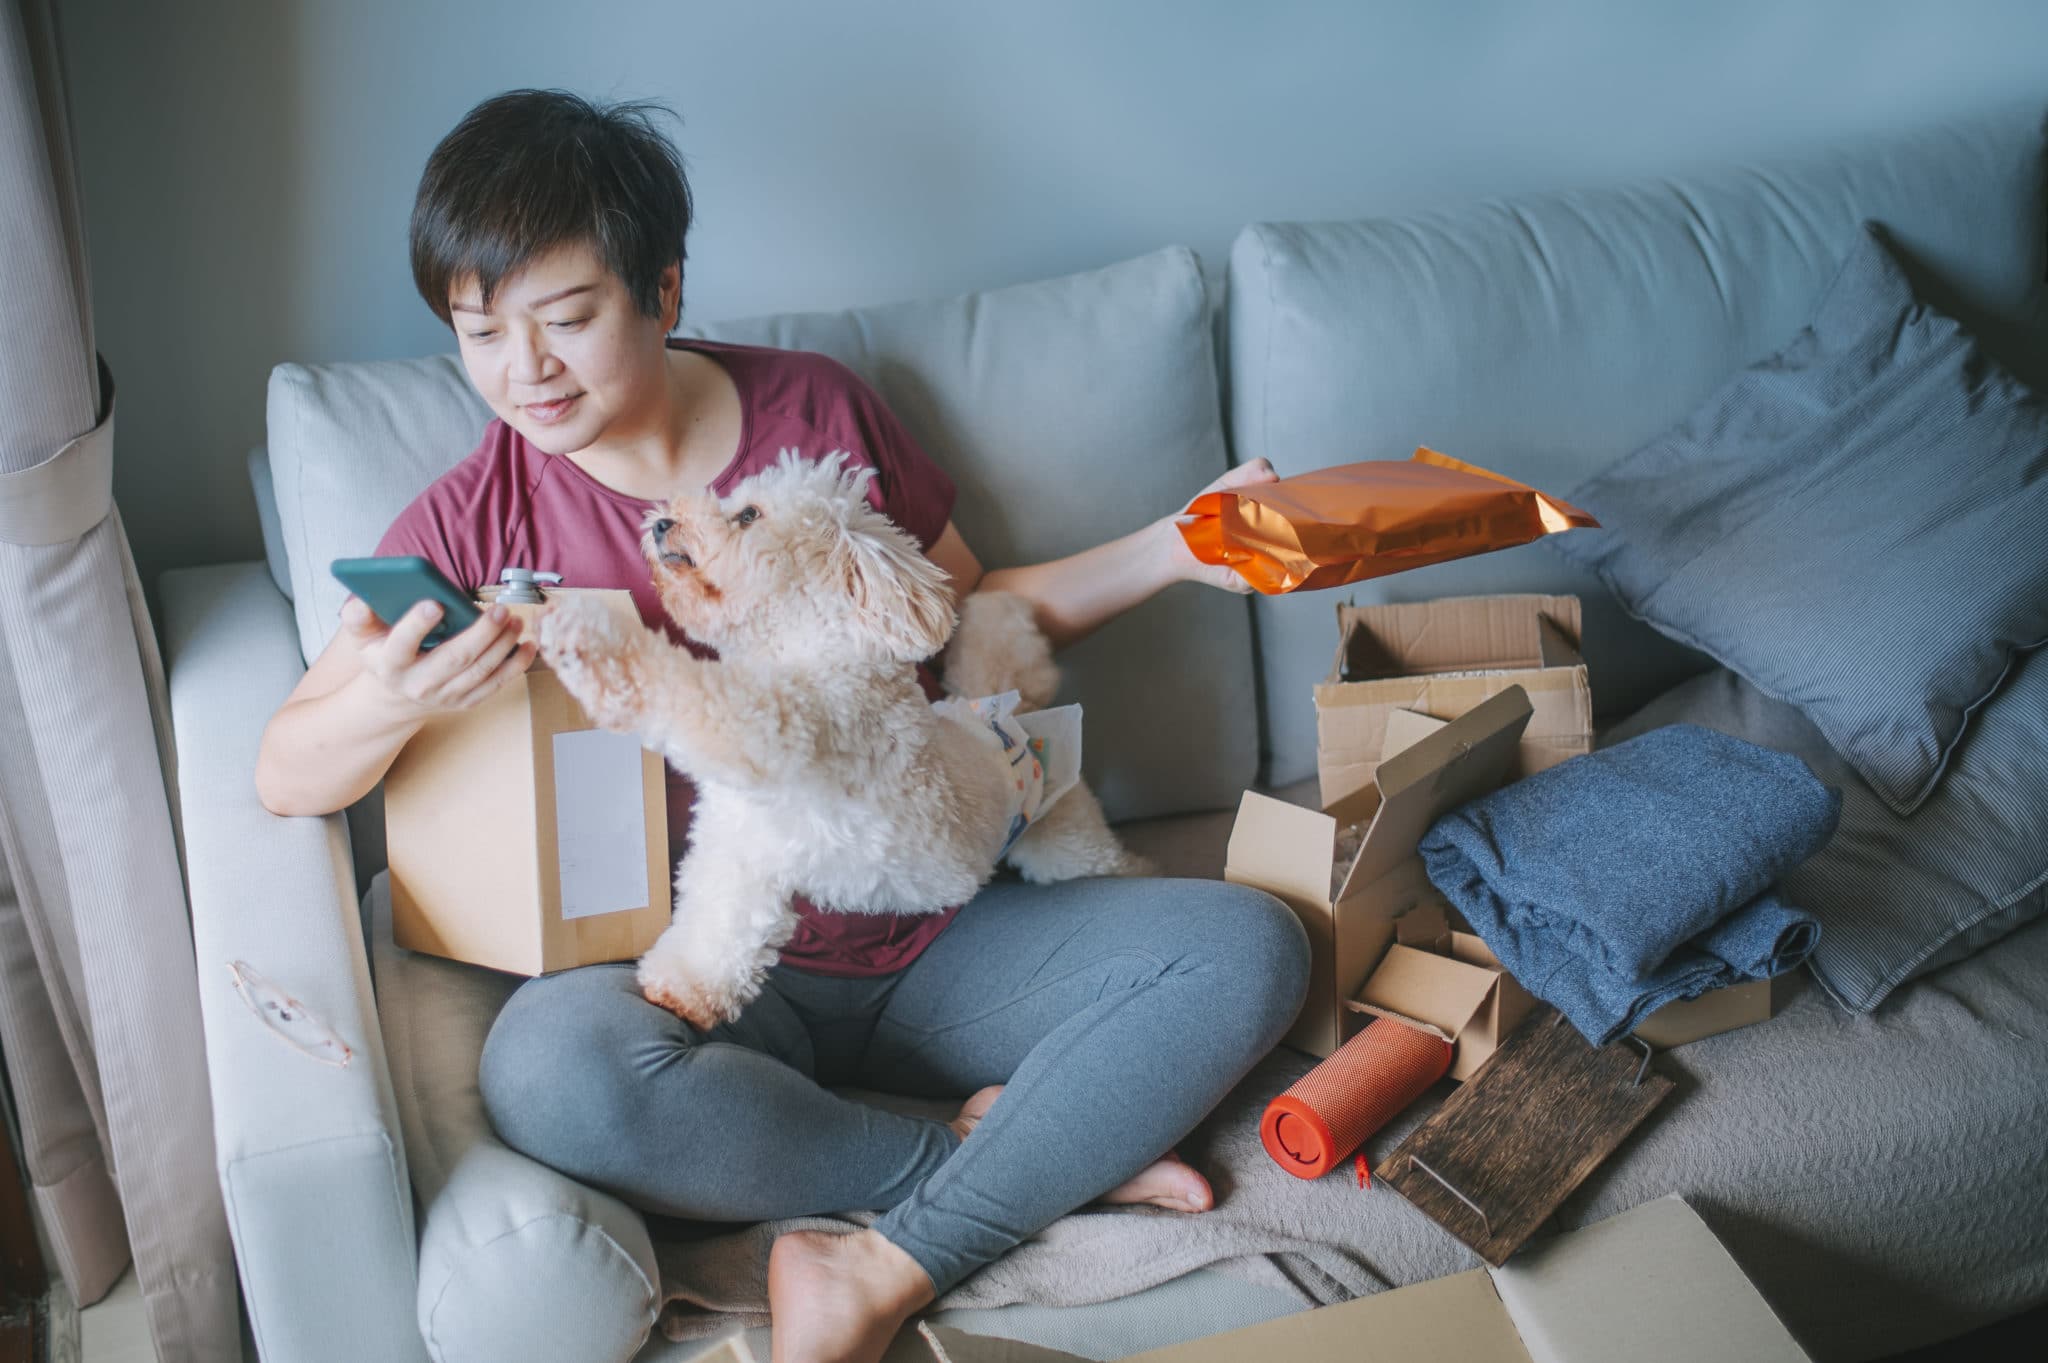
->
[162, 561, 430, 1363]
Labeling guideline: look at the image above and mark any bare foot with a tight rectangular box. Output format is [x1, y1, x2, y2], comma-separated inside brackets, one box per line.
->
[766, 1227, 934, 1363]
[948, 1086, 1214, 1214]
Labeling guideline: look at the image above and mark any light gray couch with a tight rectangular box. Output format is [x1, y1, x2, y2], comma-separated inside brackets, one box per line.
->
[164, 107, 2048, 1363]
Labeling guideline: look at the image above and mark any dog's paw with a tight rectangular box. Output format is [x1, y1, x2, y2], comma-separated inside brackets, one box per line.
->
[639, 975, 736, 1031]
[536, 597, 644, 727]
[535, 595, 626, 672]
[636, 938, 757, 1030]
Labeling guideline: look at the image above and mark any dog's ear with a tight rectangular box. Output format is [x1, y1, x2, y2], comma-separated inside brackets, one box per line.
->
[837, 520, 957, 663]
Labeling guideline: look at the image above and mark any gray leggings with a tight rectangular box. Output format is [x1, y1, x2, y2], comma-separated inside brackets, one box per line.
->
[477, 875, 1309, 1296]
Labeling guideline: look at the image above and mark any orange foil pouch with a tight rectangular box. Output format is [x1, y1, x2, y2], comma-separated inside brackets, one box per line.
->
[1177, 447, 1599, 595]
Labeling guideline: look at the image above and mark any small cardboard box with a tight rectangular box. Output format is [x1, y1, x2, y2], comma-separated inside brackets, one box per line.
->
[915, 1194, 1812, 1363]
[1229, 688, 1536, 1058]
[1354, 901, 1537, 1081]
[1632, 975, 1776, 1049]
[1314, 593, 1592, 811]
[385, 587, 672, 976]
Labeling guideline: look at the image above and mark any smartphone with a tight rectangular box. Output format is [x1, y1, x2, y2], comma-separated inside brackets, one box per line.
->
[330, 555, 483, 650]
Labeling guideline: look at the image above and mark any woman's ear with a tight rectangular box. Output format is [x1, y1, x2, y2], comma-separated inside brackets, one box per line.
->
[661, 262, 681, 331]
[838, 521, 958, 663]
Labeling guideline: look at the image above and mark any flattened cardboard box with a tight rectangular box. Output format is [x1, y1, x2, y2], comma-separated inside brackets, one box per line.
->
[385, 587, 671, 976]
[1315, 593, 1592, 811]
[919, 1195, 1811, 1363]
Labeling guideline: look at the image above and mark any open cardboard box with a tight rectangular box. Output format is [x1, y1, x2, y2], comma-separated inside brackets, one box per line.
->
[1354, 899, 1536, 1080]
[1230, 689, 1772, 1059]
[909, 1195, 1811, 1363]
[1314, 594, 1592, 811]
[385, 586, 672, 976]
[1230, 688, 1535, 1058]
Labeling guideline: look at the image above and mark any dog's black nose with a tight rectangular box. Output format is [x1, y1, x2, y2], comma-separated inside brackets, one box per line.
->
[651, 518, 675, 538]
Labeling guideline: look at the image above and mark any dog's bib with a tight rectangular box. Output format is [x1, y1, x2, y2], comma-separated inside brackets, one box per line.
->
[934, 691, 1084, 856]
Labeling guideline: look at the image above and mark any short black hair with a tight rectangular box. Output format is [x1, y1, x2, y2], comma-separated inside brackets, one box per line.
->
[410, 89, 694, 328]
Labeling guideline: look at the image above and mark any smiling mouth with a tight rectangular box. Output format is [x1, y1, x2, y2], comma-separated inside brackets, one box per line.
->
[523, 393, 583, 423]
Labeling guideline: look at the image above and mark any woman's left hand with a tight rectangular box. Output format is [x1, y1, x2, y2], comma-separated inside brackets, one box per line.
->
[1157, 458, 1279, 594]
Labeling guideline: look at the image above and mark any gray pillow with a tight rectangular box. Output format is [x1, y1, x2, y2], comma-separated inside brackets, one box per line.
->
[1554, 223, 2048, 817]
[1603, 659, 2048, 1013]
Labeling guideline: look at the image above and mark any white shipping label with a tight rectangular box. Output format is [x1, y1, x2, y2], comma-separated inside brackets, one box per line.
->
[552, 729, 653, 920]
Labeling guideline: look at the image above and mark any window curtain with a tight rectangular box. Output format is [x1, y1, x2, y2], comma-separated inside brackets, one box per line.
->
[0, 0, 238, 1356]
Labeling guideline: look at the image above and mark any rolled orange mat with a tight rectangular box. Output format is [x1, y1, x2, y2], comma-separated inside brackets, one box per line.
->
[1261, 1016, 1453, 1181]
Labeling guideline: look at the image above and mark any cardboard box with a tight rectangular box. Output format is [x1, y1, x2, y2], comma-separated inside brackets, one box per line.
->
[385, 587, 672, 976]
[1314, 594, 1592, 811]
[916, 1194, 1812, 1363]
[1229, 688, 1535, 1058]
[1354, 901, 1537, 1081]
[1632, 975, 1776, 1048]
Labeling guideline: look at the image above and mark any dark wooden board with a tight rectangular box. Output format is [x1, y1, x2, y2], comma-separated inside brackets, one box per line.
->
[1381, 1006, 1673, 1265]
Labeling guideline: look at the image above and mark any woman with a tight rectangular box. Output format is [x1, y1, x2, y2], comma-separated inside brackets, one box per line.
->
[256, 89, 1308, 1363]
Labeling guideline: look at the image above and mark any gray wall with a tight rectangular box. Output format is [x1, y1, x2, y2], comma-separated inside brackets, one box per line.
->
[56, 0, 2048, 592]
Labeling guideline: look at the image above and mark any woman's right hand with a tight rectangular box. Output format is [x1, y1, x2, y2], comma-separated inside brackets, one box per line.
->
[340, 596, 537, 718]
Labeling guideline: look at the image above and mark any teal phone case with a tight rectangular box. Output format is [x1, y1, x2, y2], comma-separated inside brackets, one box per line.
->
[330, 555, 482, 649]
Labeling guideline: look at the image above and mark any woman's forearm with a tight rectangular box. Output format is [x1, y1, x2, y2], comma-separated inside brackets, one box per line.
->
[255, 670, 429, 817]
[974, 517, 1184, 652]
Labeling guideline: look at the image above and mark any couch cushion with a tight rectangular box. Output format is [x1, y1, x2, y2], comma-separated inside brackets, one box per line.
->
[246, 446, 293, 602]
[267, 247, 1253, 823]
[1555, 223, 2048, 817]
[1603, 658, 2048, 1015]
[1229, 108, 2048, 788]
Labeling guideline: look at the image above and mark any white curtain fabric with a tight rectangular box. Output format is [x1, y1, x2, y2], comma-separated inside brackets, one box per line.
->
[0, 0, 238, 1356]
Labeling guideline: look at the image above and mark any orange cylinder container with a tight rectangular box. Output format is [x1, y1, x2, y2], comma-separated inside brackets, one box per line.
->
[1261, 1017, 1453, 1180]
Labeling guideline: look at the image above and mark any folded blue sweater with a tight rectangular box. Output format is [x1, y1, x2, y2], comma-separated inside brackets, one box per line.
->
[1418, 723, 1837, 1045]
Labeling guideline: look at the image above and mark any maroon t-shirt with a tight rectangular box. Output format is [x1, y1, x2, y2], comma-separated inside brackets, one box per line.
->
[374, 338, 962, 977]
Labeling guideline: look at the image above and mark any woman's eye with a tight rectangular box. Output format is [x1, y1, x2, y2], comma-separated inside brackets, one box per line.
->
[465, 330, 496, 342]
[735, 505, 760, 527]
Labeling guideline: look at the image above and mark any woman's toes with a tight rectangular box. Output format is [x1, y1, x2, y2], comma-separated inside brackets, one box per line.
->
[948, 1084, 1004, 1143]
[1099, 1151, 1214, 1212]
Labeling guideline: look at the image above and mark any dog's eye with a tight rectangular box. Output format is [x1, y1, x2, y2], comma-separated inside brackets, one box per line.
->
[734, 505, 760, 527]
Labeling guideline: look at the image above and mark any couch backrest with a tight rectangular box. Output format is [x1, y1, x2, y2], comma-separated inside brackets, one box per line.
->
[1228, 106, 2048, 788]
[266, 246, 1256, 825]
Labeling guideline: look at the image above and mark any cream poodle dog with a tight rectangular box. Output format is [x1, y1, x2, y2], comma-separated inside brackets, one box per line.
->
[535, 449, 1147, 1028]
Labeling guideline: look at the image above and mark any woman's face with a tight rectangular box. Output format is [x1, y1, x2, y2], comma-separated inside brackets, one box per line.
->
[447, 240, 678, 457]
